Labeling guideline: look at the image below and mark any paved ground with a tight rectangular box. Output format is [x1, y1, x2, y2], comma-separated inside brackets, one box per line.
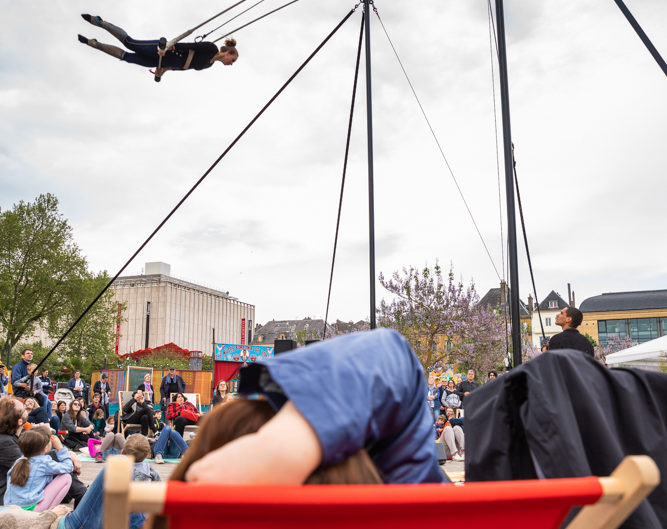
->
[78, 459, 465, 486]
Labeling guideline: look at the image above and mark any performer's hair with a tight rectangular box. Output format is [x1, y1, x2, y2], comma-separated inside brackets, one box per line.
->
[220, 38, 238, 56]
[565, 307, 584, 328]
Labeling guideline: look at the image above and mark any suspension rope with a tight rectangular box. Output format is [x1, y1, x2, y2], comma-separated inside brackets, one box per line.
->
[164, 0, 248, 49]
[34, 7, 357, 375]
[197, 0, 268, 42]
[322, 13, 365, 341]
[373, 7, 502, 281]
[214, 0, 300, 42]
[512, 144, 546, 344]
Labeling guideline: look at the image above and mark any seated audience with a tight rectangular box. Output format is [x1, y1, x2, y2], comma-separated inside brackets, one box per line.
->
[4, 426, 73, 512]
[53, 401, 67, 432]
[438, 407, 464, 462]
[211, 380, 231, 407]
[87, 392, 106, 420]
[166, 393, 201, 437]
[61, 401, 94, 451]
[122, 389, 154, 437]
[23, 397, 51, 427]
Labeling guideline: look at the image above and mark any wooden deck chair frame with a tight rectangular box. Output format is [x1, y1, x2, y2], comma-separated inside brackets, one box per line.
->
[168, 392, 201, 435]
[117, 391, 143, 436]
[104, 455, 659, 529]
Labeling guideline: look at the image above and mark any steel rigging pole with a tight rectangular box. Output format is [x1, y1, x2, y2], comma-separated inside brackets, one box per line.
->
[495, 0, 522, 367]
[364, 0, 377, 329]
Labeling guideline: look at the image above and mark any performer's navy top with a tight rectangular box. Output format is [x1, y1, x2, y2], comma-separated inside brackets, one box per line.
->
[161, 42, 219, 70]
[239, 328, 446, 484]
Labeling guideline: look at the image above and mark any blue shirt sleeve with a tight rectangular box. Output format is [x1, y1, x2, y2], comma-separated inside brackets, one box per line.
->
[239, 328, 445, 484]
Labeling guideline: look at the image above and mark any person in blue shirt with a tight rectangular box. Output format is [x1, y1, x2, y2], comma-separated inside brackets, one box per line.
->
[10, 349, 33, 398]
[0, 365, 8, 396]
[4, 427, 73, 510]
[185, 328, 445, 485]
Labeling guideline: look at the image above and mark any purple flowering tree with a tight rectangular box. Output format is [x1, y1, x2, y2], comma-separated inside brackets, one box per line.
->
[595, 335, 634, 363]
[378, 263, 506, 373]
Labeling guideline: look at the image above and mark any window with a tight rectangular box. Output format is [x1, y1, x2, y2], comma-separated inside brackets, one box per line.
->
[545, 317, 552, 327]
[548, 300, 558, 309]
[629, 318, 658, 343]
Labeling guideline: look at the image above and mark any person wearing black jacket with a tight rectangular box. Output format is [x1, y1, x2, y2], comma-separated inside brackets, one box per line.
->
[456, 369, 479, 406]
[93, 373, 112, 416]
[159, 368, 186, 410]
[465, 348, 667, 528]
[122, 389, 154, 436]
[548, 307, 595, 356]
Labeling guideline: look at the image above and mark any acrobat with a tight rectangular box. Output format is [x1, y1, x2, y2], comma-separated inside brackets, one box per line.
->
[77, 15, 238, 80]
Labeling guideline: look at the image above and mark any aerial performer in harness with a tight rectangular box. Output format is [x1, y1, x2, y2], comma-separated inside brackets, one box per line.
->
[77, 15, 238, 80]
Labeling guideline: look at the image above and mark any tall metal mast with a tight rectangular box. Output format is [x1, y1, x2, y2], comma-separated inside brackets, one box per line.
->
[364, 0, 377, 329]
[495, 0, 522, 367]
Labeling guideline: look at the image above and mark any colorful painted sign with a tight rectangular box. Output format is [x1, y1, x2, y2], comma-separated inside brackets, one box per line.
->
[214, 343, 274, 363]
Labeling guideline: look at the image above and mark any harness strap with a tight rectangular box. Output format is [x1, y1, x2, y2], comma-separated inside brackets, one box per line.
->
[183, 49, 195, 70]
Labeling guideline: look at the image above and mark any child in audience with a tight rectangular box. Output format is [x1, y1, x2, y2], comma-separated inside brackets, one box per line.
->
[123, 434, 160, 528]
[434, 414, 447, 438]
[4, 426, 74, 511]
[92, 408, 106, 436]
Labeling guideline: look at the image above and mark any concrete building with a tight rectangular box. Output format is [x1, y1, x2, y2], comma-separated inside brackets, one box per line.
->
[579, 290, 667, 347]
[112, 262, 254, 356]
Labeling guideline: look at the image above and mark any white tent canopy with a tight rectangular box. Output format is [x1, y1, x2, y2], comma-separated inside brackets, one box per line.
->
[606, 335, 667, 368]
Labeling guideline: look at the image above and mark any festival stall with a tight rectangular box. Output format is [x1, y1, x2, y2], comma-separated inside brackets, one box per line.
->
[213, 343, 274, 392]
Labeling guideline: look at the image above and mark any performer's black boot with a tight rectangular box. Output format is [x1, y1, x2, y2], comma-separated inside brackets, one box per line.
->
[78, 35, 125, 60]
[81, 14, 128, 44]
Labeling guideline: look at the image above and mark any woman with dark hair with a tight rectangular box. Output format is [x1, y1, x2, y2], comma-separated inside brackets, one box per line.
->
[61, 401, 94, 451]
[77, 15, 238, 80]
[441, 379, 464, 410]
[487, 370, 498, 382]
[211, 380, 230, 407]
[166, 393, 201, 437]
[0, 396, 25, 504]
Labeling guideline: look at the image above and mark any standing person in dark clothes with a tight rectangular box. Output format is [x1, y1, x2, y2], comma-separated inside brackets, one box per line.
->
[77, 15, 238, 80]
[456, 369, 479, 407]
[10, 349, 33, 399]
[93, 372, 112, 417]
[160, 367, 185, 410]
[548, 307, 595, 356]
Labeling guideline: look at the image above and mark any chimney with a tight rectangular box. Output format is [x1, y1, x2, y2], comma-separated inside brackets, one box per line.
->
[500, 280, 508, 305]
[527, 293, 534, 312]
[567, 283, 572, 306]
[571, 291, 576, 308]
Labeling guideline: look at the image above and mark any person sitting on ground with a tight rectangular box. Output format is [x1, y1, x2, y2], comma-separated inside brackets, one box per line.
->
[438, 407, 464, 462]
[61, 401, 94, 451]
[166, 393, 201, 438]
[184, 329, 444, 485]
[151, 409, 188, 464]
[95, 418, 125, 463]
[87, 392, 105, 421]
[38, 370, 54, 399]
[77, 15, 238, 80]
[441, 379, 464, 410]
[91, 408, 106, 437]
[211, 380, 231, 407]
[434, 414, 447, 439]
[23, 397, 54, 429]
[4, 426, 74, 512]
[122, 389, 154, 437]
[52, 401, 67, 433]
[123, 434, 161, 528]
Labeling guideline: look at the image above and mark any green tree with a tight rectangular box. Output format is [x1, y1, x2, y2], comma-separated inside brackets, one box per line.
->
[0, 194, 87, 364]
[47, 271, 122, 375]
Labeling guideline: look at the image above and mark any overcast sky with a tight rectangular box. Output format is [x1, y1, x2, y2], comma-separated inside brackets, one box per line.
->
[1, 0, 666, 325]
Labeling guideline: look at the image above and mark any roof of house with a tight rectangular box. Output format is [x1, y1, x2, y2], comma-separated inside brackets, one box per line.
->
[537, 290, 569, 311]
[478, 287, 531, 317]
[580, 290, 667, 313]
[252, 318, 332, 344]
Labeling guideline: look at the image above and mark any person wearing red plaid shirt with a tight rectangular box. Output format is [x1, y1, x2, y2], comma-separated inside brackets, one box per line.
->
[165, 394, 201, 437]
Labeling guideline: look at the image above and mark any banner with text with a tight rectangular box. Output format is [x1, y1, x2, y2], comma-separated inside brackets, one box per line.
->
[214, 343, 274, 363]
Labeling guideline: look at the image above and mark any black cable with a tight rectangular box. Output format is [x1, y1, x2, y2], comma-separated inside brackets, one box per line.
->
[612, 0, 667, 77]
[512, 144, 546, 344]
[322, 12, 365, 340]
[34, 8, 356, 376]
[198, 0, 268, 41]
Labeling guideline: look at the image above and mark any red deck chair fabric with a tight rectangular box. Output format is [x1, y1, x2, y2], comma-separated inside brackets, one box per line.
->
[161, 479, 603, 529]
